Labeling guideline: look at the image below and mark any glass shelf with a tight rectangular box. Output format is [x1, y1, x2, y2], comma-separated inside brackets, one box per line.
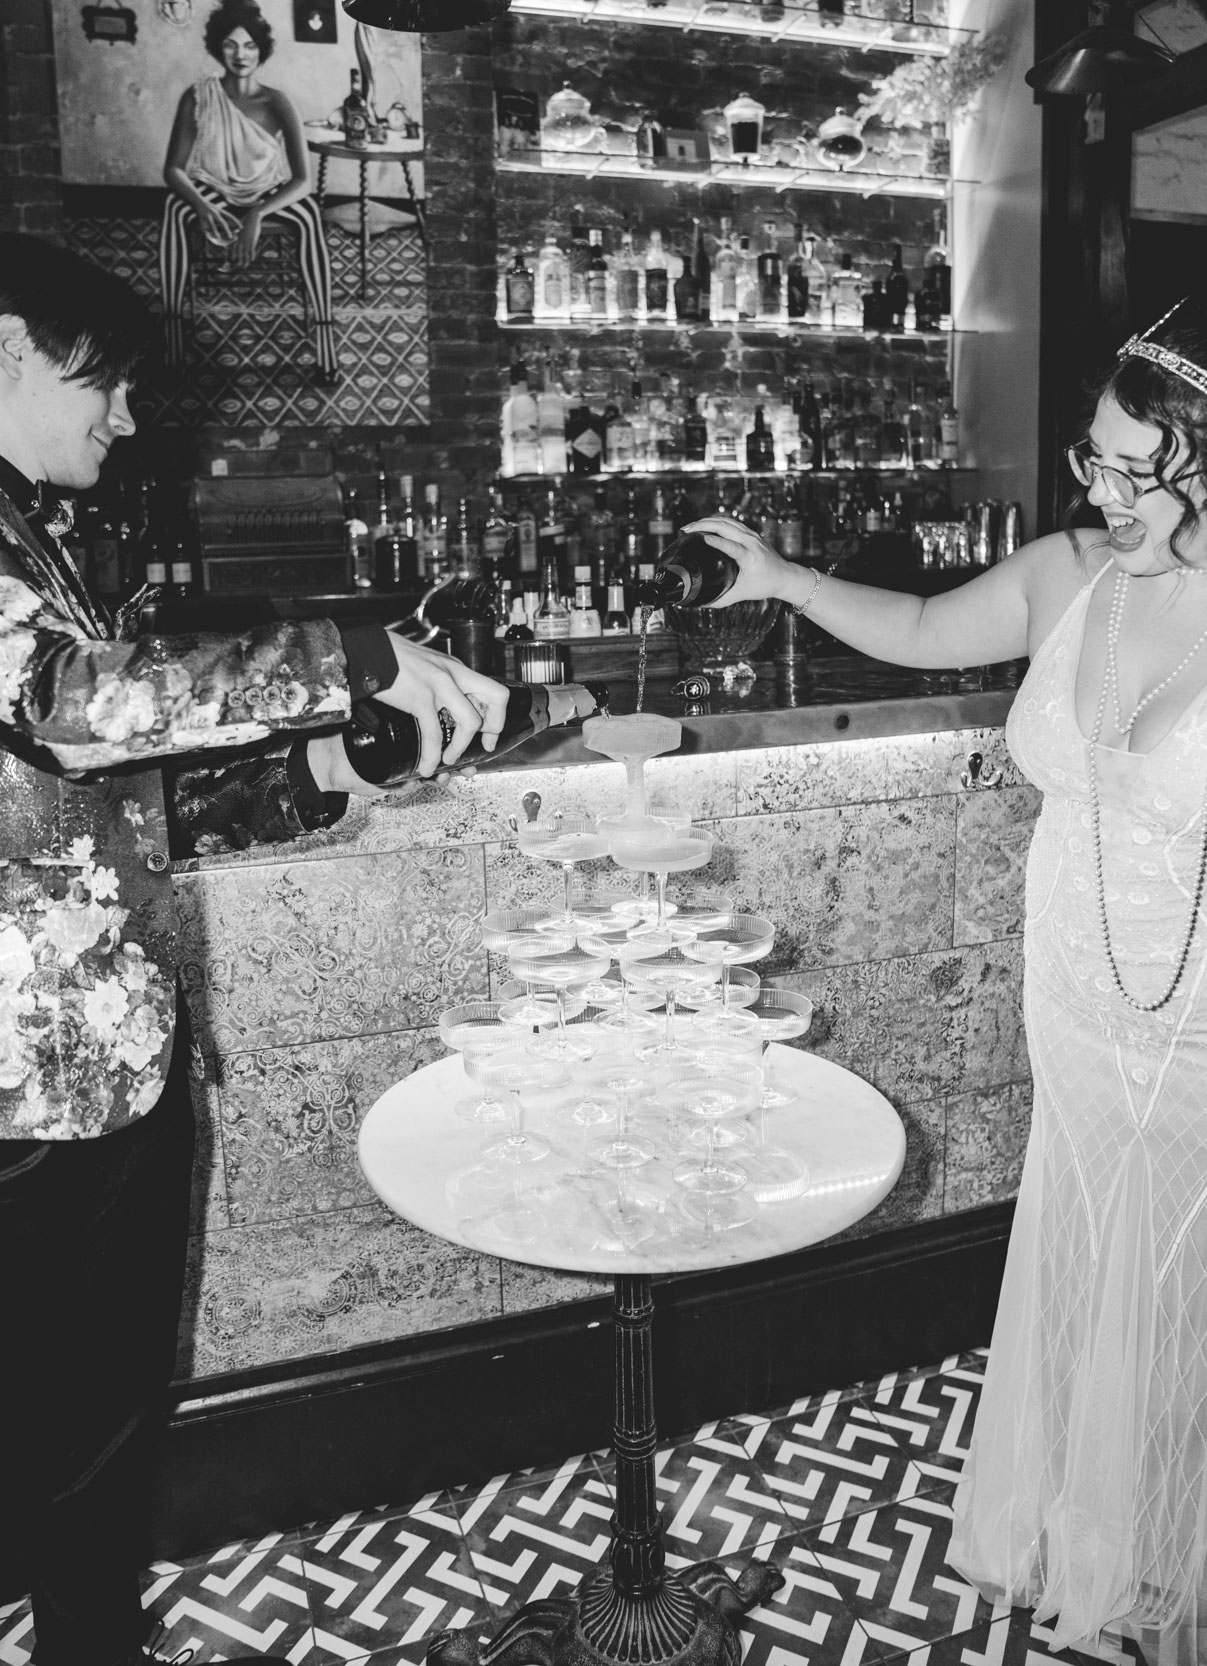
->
[497, 315, 960, 340]
[496, 148, 956, 200]
[497, 465, 973, 483]
[509, 0, 962, 56]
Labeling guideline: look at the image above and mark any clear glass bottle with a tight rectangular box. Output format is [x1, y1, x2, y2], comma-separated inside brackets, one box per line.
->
[786, 223, 809, 321]
[736, 234, 758, 320]
[602, 580, 631, 635]
[886, 242, 910, 332]
[853, 389, 881, 469]
[421, 482, 448, 579]
[534, 225, 570, 321]
[502, 361, 540, 478]
[880, 380, 910, 470]
[568, 220, 592, 318]
[712, 216, 739, 323]
[534, 552, 572, 639]
[450, 495, 478, 575]
[803, 235, 830, 326]
[628, 379, 653, 471]
[831, 251, 863, 328]
[568, 564, 602, 637]
[537, 356, 568, 477]
[632, 563, 666, 632]
[683, 392, 708, 465]
[481, 484, 513, 578]
[614, 224, 641, 322]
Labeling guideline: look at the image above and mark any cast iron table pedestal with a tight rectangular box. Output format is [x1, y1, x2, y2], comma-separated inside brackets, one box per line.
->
[358, 1047, 905, 1666]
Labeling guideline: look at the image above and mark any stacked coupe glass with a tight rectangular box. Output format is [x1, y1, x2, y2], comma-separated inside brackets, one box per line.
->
[436, 804, 814, 1257]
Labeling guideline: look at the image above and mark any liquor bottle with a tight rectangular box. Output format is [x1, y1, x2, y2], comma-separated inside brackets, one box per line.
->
[853, 390, 881, 468]
[786, 224, 809, 320]
[514, 491, 540, 582]
[342, 68, 370, 148]
[587, 229, 609, 317]
[494, 578, 513, 638]
[370, 465, 394, 580]
[825, 382, 856, 469]
[880, 381, 910, 470]
[778, 482, 804, 559]
[534, 226, 570, 321]
[745, 404, 775, 473]
[757, 221, 783, 320]
[504, 594, 534, 642]
[862, 278, 889, 333]
[803, 235, 829, 326]
[673, 246, 701, 323]
[708, 396, 740, 472]
[533, 553, 572, 639]
[537, 356, 568, 477]
[421, 482, 448, 578]
[504, 247, 535, 322]
[450, 496, 478, 575]
[628, 380, 653, 472]
[886, 243, 910, 332]
[566, 400, 605, 474]
[480, 485, 513, 578]
[614, 225, 641, 322]
[343, 485, 372, 590]
[395, 475, 420, 583]
[169, 529, 196, 599]
[906, 379, 935, 465]
[683, 392, 708, 465]
[536, 483, 567, 576]
[748, 478, 779, 551]
[138, 480, 167, 587]
[712, 217, 739, 323]
[646, 485, 674, 564]
[343, 680, 609, 787]
[502, 361, 540, 479]
[620, 484, 643, 581]
[736, 234, 758, 321]
[568, 220, 591, 317]
[605, 394, 635, 472]
[831, 251, 863, 328]
[602, 581, 631, 636]
[582, 486, 617, 599]
[692, 216, 711, 323]
[568, 565, 602, 637]
[643, 229, 669, 319]
[640, 531, 739, 608]
[914, 260, 942, 331]
[938, 384, 959, 464]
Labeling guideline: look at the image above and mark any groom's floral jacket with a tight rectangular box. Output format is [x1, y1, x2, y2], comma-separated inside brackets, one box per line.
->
[0, 483, 382, 1142]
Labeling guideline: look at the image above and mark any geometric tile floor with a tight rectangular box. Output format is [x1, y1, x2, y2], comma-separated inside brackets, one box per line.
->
[0, 1349, 1149, 1665]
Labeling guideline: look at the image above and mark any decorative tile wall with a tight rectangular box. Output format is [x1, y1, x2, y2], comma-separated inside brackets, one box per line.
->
[173, 726, 1036, 1383]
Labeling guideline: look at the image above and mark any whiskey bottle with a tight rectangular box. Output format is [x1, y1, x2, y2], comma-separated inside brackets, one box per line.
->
[343, 680, 610, 787]
[504, 248, 535, 322]
[342, 69, 370, 149]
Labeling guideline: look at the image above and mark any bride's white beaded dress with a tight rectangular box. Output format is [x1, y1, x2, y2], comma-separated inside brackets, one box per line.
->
[948, 549, 1207, 1665]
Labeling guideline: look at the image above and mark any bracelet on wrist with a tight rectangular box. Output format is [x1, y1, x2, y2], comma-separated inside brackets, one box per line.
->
[791, 569, 824, 619]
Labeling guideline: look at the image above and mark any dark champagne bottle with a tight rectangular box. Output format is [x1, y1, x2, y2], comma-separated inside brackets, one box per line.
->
[342, 680, 610, 787]
[640, 533, 739, 608]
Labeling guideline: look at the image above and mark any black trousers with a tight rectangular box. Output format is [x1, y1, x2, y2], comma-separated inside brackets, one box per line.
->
[0, 1022, 196, 1666]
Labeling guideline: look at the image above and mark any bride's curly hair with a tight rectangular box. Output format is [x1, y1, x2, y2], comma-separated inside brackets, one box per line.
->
[204, 0, 274, 63]
[1077, 295, 1207, 564]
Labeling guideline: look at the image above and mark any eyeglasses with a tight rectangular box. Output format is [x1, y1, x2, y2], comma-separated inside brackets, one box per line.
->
[1065, 444, 1166, 509]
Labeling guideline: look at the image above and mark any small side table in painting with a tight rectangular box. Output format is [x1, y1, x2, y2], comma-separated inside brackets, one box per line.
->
[305, 123, 426, 302]
[359, 1044, 905, 1666]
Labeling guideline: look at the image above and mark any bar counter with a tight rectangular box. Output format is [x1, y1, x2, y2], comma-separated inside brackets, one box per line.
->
[170, 656, 1037, 1393]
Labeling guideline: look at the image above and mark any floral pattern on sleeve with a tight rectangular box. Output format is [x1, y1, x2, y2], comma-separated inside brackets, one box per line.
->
[0, 566, 352, 773]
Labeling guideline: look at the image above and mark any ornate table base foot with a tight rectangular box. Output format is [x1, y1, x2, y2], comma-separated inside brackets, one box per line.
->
[427, 1559, 785, 1666]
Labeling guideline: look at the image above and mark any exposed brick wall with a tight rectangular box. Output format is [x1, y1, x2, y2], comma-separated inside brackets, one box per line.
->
[0, 0, 63, 235]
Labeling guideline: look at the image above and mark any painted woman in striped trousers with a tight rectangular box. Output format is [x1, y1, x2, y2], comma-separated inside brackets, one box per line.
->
[160, 0, 339, 385]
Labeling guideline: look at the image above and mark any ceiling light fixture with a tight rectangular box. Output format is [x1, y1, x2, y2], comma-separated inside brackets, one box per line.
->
[340, 0, 511, 30]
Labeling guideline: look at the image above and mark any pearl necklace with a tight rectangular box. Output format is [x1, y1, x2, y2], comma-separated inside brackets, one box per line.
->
[1107, 569, 1207, 736]
[1090, 569, 1207, 1012]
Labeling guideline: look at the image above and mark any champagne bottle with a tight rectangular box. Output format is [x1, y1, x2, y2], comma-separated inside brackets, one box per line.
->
[342, 680, 610, 787]
[640, 532, 739, 608]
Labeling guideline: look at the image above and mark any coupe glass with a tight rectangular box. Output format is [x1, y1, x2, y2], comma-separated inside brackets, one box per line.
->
[677, 964, 760, 1014]
[587, 1058, 657, 1171]
[474, 1048, 567, 1169]
[683, 914, 775, 1035]
[661, 1053, 763, 1155]
[661, 1067, 760, 1231]
[619, 930, 721, 1065]
[577, 923, 662, 1037]
[741, 988, 815, 1204]
[482, 908, 575, 1024]
[507, 940, 612, 1061]
[517, 814, 613, 928]
[439, 999, 531, 1122]
[608, 821, 715, 936]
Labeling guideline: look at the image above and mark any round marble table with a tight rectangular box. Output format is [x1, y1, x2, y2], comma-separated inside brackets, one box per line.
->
[359, 1044, 904, 1666]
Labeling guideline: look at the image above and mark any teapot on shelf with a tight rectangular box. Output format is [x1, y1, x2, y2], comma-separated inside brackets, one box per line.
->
[540, 82, 607, 162]
[814, 107, 867, 172]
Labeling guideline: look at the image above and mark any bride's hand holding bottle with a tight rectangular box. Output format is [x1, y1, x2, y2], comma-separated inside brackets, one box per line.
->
[678, 516, 805, 609]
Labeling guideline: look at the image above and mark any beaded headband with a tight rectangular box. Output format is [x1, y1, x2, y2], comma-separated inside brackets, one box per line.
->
[1117, 296, 1207, 399]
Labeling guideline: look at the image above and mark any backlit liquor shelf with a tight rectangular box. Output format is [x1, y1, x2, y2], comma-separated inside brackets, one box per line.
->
[497, 318, 961, 339]
[497, 149, 962, 201]
[498, 466, 974, 482]
[509, 0, 963, 55]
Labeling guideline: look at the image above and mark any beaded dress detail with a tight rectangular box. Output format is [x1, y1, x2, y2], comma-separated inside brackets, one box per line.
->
[948, 559, 1207, 1664]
